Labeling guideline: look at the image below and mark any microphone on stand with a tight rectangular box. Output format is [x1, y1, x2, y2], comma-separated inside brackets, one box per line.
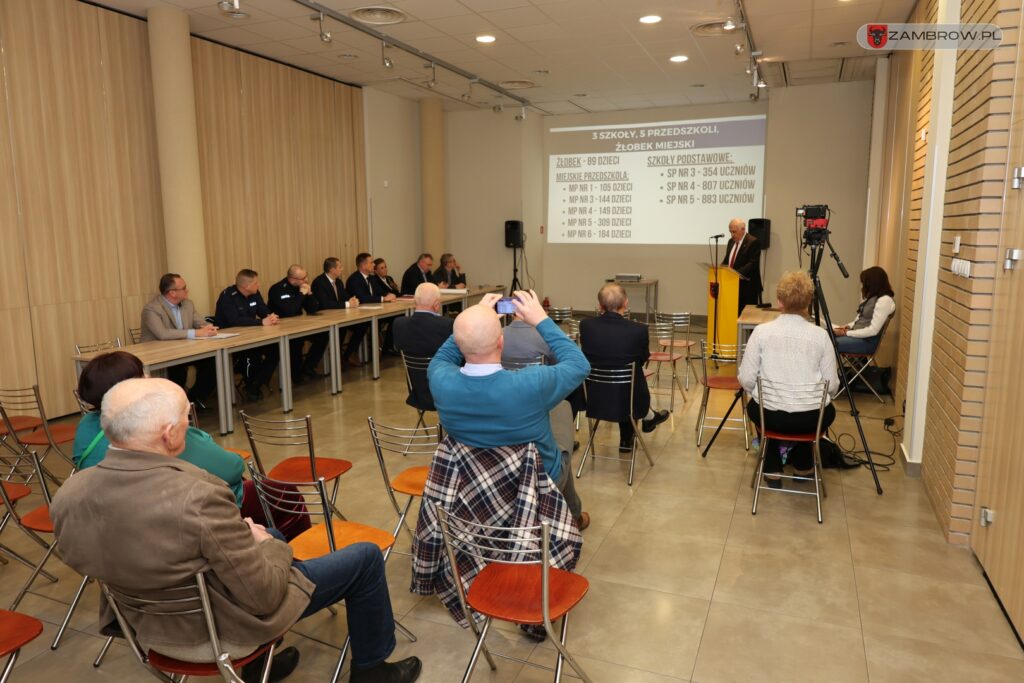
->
[710, 233, 725, 239]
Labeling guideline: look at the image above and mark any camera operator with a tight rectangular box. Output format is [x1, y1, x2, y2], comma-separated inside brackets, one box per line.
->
[833, 266, 895, 354]
[738, 271, 838, 487]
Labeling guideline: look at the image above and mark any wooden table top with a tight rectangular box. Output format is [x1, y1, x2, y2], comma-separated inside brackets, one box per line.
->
[738, 306, 783, 326]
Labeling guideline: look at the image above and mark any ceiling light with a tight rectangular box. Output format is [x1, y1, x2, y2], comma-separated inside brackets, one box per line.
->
[734, 43, 744, 55]
[381, 41, 393, 69]
[350, 6, 407, 26]
[338, 53, 358, 60]
[217, 0, 248, 19]
[669, 54, 689, 63]
[499, 80, 536, 90]
[639, 15, 661, 24]
[425, 62, 437, 88]
[312, 12, 331, 43]
[476, 35, 496, 44]
[723, 17, 737, 31]
[757, 77, 767, 88]
[830, 41, 850, 47]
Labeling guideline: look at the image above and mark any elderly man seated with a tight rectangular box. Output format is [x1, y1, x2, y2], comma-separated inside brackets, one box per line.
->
[51, 377, 421, 683]
[425, 290, 590, 529]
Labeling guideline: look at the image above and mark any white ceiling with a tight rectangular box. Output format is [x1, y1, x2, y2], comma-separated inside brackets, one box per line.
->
[87, 0, 917, 113]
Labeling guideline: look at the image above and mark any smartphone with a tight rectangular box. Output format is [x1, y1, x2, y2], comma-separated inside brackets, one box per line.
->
[496, 297, 517, 315]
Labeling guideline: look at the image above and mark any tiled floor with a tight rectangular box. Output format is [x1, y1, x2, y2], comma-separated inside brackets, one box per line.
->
[3, 356, 1022, 682]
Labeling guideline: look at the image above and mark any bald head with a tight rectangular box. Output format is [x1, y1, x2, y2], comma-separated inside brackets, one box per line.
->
[453, 303, 503, 363]
[597, 283, 628, 314]
[101, 378, 189, 456]
[414, 282, 441, 312]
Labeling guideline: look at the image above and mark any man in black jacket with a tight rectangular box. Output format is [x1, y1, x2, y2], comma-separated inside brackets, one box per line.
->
[346, 253, 397, 367]
[579, 283, 669, 451]
[400, 253, 433, 296]
[393, 283, 453, 358]
[311, 257, 366, 368]
[721, 218, 762, 314]
[214, 269, 280, 401]
[268, 264, 327, 384]
[432, 253, 466, 289]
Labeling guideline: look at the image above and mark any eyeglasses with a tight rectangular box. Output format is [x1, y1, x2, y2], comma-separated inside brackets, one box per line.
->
[169, 286, 189, 292]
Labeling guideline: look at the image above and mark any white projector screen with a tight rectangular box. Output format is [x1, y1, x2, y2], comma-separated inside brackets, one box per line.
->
[547, 115, 766, 245]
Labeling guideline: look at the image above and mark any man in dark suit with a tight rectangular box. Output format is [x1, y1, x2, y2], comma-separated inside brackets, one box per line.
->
[214, 269, 280, 402]
[432, 253, 466, 289]
[579, 283, 669, 451]
[140, 273, 218, 407]
[722, 218, 762, 314]
[371, 258, 400, 297]
[267, 264, 327, 385]
[346, 253, 397, 367]
[393, 283, 453, 358]
[400, 253, 434, 296]
[311, 257, 365, 368]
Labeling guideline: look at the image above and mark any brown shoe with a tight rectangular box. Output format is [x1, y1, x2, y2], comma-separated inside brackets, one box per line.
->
[576, 512, 590, 531]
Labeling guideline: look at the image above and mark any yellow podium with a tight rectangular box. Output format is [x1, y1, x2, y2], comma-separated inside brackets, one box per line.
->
[699, 262, 740, 350]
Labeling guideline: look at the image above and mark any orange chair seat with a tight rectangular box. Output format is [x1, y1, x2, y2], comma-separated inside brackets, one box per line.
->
[20, 505, 52, 533]
[659, 339, 696, 349]
[643, 368, 656, 378]
[224, 447, 252, 460]
[762, 430, 819, 443]
[391, 466, 429, 497]
[1, 481, 32, 503]
[0, 610, 44, 657]
[467, 563, 589, 625]
[648, 352, 683, 363]
[148, 640, 275, 676]
[701, 376, 741, 390]
[289, 520, 394, 562]
[267, 456, 352, 483]
[0, 416, 43, 436]
[19, 422, 77, 446]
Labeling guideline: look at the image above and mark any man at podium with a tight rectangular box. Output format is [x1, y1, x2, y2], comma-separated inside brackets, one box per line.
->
[722, 218, 762, 314]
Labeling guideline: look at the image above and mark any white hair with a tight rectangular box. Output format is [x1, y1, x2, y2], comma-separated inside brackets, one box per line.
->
[100, 382, 184, 446]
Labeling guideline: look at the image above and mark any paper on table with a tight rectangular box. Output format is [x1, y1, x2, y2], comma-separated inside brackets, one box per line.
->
[440, 289, 466, 294]
[359, 305, 383, 310]
[189, 332, 240, 340]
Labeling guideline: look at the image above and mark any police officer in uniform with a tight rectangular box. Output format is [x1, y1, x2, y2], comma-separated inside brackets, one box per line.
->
[268, 264, 328, 385]
[215, 269, 280, 401]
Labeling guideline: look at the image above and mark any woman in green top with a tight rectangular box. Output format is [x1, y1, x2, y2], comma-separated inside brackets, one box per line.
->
[73, 351, 245, 505]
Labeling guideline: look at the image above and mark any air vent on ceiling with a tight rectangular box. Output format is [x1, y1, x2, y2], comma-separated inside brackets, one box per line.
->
[350, 6, 407, 25]
[499, 80, 536, 90]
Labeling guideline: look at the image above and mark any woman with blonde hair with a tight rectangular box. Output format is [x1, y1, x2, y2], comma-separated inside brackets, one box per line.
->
[738, 271, 839, 486]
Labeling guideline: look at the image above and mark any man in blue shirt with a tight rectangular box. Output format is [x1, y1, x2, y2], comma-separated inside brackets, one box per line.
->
[428, 290, 591, 530]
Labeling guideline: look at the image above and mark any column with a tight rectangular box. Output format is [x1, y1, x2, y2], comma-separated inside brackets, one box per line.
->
[147, 6, 212, 310]
[420, 98, 446, 257]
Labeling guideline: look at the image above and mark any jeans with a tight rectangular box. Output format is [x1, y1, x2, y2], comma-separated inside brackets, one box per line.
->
[554, 449, 582, 519]
[836, 334, 879, 355]
[267, 529, 396, 669]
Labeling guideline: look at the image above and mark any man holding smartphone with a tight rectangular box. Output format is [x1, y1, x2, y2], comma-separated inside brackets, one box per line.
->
[427, 290, 591, 530]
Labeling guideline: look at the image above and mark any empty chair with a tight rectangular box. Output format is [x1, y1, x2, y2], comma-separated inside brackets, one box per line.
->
[654, 312, 698, 389]
[126, 327, 142, 344]
[188, 402, 250, 461]
[694, 341, 750, 450]
[646, 320, 687, 412]
[0, 610, 44, 683]
[400, 352, 437, 431]
[575, 363, 653, 486]
[547, 306, 574, 326]
[99, 570, 281, 683]
[435, 504, 592, 683]
[73, 337, 123, 355]
[0, 386, 77, 474]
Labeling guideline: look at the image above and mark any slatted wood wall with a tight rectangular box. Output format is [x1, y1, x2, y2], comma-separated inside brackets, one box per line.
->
[920, 0, 1020, 544]
[0, 0, 368, 417]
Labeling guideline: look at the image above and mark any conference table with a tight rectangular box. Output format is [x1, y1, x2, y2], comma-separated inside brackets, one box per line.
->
[73, 285, 505, 434]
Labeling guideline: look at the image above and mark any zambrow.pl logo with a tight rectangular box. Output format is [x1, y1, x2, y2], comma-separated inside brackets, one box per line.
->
[857, 23, 1002, 51]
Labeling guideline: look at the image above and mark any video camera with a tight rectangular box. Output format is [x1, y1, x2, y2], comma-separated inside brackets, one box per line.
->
[796, 204, 831, 245]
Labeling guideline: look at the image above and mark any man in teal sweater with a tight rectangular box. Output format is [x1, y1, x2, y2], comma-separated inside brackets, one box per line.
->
[428, 290, 592, 529]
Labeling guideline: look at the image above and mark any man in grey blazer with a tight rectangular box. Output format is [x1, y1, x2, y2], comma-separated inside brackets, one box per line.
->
[140, 273, 218, 407]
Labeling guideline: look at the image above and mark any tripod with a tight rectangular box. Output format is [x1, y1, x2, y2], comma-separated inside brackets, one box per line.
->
[510, 244, 522, 291]
[807, 234, 883, 494]
[709, 235, 723, 350]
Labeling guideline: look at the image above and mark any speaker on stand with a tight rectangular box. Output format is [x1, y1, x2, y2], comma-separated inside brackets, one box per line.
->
[748, 218, 770, 305]
[505, 220, 524, 290]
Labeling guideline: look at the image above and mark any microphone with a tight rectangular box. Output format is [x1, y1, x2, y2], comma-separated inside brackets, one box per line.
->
[710, 234, 725, 239]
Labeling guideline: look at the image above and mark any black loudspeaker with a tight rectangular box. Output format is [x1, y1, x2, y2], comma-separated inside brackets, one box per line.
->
[749, 218, 771, 249]
[504, 220, 524, 248]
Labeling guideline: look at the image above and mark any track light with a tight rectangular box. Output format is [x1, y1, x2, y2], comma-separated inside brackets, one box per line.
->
[723, 17, 737, 31]
[515, 106, 527, 121]
[218, 0, 248, 19]
[381, 41, 393, 69]
[318, 12, 332, 43]
[734, 43, 744, 55]
[425, 62, 437, 88]
[757, 76, 767, 88]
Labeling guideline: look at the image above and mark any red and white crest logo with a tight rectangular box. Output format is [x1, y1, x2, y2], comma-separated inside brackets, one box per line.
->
[866, 24, 888, 48]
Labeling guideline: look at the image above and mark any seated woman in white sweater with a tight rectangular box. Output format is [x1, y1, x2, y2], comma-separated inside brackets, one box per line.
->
[738, 271, 839, 486]
[834, 266, 895, 354]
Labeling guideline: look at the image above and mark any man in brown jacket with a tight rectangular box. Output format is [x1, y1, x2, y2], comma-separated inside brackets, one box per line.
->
[51, 378, 421, 683]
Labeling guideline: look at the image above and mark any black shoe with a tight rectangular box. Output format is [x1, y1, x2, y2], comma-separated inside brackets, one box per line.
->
[241, 645, 299, 683]
[572, 440, 580, 453]
[349, 656, 422, 683]
[641, 409, 670, 433]
[244, 386, 263, 402]
[765, 477, 783, 489]
[291, 374, 307, 386]
[304, 368, 330, 378]
[618, 440, 633, 452]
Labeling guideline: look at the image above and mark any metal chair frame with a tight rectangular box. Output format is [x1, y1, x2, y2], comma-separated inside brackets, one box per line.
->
[575, 363, 653, 486]
[646, 320, 687, 411]
[73, 337, 123, 355]
[835, 316, 894, 404]
[435, 504, 592, 683]
[750, 377, 830, 523]
[0, 386, 75, 478]
[695, 341, 750, 450]
[654, 312, 699, 389]
[500, 355, 545, 371]
[547, 307, 574, 326]
[127, 327, 142, 344]
[99, 570, 278, 683]
[400, 352, 437, 433]
[0, 610, 44, 683]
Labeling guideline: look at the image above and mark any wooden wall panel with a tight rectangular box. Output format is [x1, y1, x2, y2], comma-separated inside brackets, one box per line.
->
[0, 309, 38, 396]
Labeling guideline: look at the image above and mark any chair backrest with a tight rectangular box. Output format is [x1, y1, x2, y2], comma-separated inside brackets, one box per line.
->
[246, 463, 334, 548]
[698, 340, 743, 381]
[188, 403, 200, 429]
[0, 386, 63, 455]
[649, 321, 676, 346]
[656, 312, 691, 344]
[548, 307, 573, 324]
[238, 411, 315, 477]
[72, 389, 92, 416]
[400, 352, 435, 411]
[501, 355, 544, 371]
[98, 571, 247, 683]
[0, 448, 53, 506]
[367, 418, 440, 506]
[567, 319, 580, 342]
[755, 377, 829, 437]
[582, 363, 636, 422]
[74, 337, 123, 355]
[127, 327, 142, 344]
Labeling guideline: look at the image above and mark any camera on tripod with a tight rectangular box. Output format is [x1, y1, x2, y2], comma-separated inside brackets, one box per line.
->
[796, 204, 830, 245]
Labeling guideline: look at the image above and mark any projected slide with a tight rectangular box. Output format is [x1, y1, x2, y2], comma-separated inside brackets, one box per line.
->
[547, 115, 766, 245]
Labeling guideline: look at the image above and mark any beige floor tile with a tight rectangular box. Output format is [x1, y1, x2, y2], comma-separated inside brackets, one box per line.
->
[517, 647, 688, 682]
[864, 633, 1024, 683]
[856, 566, 1024, 660]
[847, 517, 986, 585]
[725, 502, 853, 558]
[613, 492, 736, 545]
[841, 481, 940, 530]
[691, 601, 869, 683]
[712, 542, 861, 629]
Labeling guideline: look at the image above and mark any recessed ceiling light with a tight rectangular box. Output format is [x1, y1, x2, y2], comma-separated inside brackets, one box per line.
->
[338, 53, 358, 60]
[499, 79, 536, 89]
[670, 54, 689, 63]
[723, 17, 737, 31]
[350, 6, 407, 25]
[476, 34, 496, 44]
[830, 41, 850, 47]
[639, 15, 662, 24]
